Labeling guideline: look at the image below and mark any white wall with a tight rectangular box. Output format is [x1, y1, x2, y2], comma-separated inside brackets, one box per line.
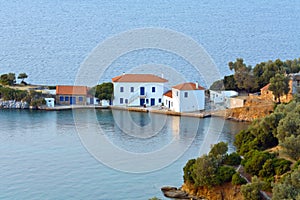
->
[45, 98, 55, 107]
[162, 95, 173, 110]
[172, 89, 205, 112]
[113, 82, 165, 106]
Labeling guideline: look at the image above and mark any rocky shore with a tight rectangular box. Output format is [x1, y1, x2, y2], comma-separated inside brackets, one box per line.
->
[0, 100, 29, 109]
[162, 182, 244, 200]
[161, 186, 205, 200]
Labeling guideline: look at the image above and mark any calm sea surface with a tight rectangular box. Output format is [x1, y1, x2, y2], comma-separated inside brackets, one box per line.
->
[0, 0, 299, 85]
[0, 1, 299, 199]
[0, 109, 248, 199]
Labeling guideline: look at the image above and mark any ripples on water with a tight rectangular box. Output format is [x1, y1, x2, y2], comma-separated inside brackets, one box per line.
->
[0, 0, 299, 85]
[0, 109, 248, 199]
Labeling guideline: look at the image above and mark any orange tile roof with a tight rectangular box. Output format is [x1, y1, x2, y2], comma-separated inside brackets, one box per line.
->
[112, 74, 168, 83]
[163, 90, 172, 98]
[260, 83, 270, 91]
[56, 85, 88, 95]
[172, 82, 205, 90]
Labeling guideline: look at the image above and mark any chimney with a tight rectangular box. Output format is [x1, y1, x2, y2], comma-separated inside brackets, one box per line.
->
[161, 73, 164, 78]
[195, 81, 199, 89]
[122, 72, 125, 76]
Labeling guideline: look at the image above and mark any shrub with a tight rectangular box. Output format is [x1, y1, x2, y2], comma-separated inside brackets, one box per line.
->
[209, 141, 228, 158]
[273, 158, 292, 176]
[223, 152, 242, 166]
[216, 166, 236, 184]
[232, 173, 247, 185]
[183, 159, 196, 183]
[242, 150, 274, 176]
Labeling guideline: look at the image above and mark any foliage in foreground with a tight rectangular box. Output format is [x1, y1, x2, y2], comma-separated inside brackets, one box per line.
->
[183, 142, 243, 188]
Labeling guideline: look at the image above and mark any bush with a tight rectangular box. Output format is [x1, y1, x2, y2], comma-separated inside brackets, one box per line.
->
[242, 150, 274, 176]
[273, 158, 292, 176]
[209, 142, 228, 158]
[223, 152, 242, 166]
[216, 166, 236, 184]
[241, 176, 265, 200]
[192, 155, 219, 187]
[183, 159, 196, 183]
[232, 173, 247, 185]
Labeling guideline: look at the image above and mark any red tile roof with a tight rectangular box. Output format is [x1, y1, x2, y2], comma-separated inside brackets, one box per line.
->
[112, 74, 168, 83]
[163, 90, 172, 98]
[260, 83, 270, 91]
[172, 82, 205, 90]
[56, 85, 88, 95]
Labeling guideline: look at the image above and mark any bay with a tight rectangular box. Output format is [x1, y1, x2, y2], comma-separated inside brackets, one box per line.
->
[0, 109, 248, 199]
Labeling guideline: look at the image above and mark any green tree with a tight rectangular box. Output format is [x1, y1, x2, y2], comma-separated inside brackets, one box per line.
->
[0, 73, 16, 86]
[281, 135, 300, 160]
[223, 152, 242, 166]
[93, 82, 113, 102]
[224, 75, 237, 90]
[183, 158, 196, 183]
[242, 150, 274, 176]
[272, 167, 300, 200]
[192, 155, 219, 187]
[241, 176, 265, 200]
[209, 141, 228, 159]
[229, 58, 258, 92]
[268, 73, 290, 103]
[232, 173, 247, 185]
[18, 73, 28, 84]
[277, 107, 300, 143]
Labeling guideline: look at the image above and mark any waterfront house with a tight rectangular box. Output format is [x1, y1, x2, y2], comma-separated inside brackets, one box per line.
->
[44, 98, 55, 107]
[163, 82, 205, 112]
[112, 73, 168, 106]
[260, 79, 293, 103]
[56, 85, 88, 105]
[209, 90, 238, 104]
[163, 90, 173, 110]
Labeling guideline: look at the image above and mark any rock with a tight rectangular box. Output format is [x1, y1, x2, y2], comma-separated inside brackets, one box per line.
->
[161, 186, 202, 200]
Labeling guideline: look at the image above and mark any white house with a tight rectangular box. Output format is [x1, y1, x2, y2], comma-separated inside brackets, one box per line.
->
[44, 98, 55, 107]
[163, 90, 173, 110]
[210, 90, 239, 104]
[112, 74, 168, 106]
[163, 82, 205, 112]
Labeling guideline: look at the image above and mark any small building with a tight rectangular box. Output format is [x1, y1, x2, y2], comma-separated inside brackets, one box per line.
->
[290, 73, 300, 94]
[112, 73, 168, 106]
[56, 85, 88, 105]
[163, 82, 205, 112]
[163, 90, 173, 110]
[100, 100, 110, 106]
[260, 80, 293, 103]
[44, 98, 55, 107]
[210, 90, 239, 104]
[225, 97, 245, 108]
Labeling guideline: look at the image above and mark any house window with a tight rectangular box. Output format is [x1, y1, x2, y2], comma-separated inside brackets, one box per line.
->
[158, 98, 161, 103]
[184, 92, 188, 98]
[176, 91, 179, 96]
[60, 96, 64, 101]
[130, 87, 134, 92]
[79, 96, 83, 102]
[125, 99, 128, 104]
[120, 87, 124, 92]
[146, 99, 149, 104]
[152, 87, 155, 93]
[65, 96, 69, 101]
[120, 98, 123, 104]
[297, 80, 300, 86]
[171, 102, 173, 107]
